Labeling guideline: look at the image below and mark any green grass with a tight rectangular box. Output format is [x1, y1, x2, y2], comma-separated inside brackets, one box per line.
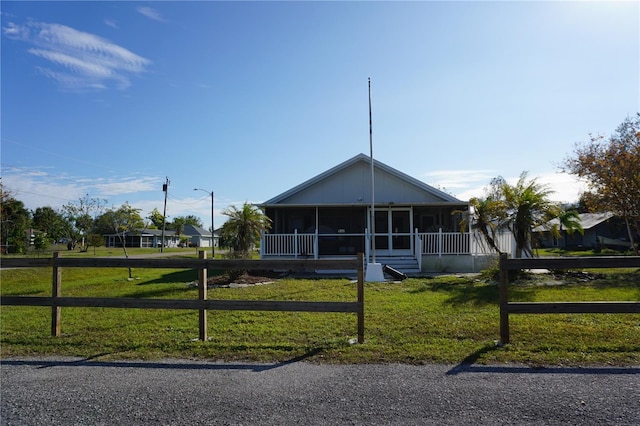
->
[538, 247, 637, 257]
[9, 245, 207, 258]
[1, 265, 639, 366]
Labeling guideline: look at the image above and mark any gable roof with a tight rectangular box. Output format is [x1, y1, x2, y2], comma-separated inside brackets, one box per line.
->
[182, 224, 211, 237]
[261, 153, 464, 207]
[539, 212, 615, 231]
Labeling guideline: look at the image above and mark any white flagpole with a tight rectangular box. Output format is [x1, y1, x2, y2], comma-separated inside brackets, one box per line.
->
[369, 77, 376, 264]
[365, 78, 385, 282]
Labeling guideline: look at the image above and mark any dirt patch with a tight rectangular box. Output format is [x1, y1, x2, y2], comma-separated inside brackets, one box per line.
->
[206, 270, 286, 287]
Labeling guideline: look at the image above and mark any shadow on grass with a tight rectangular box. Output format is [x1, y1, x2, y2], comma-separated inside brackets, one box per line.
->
[0, 347, 325, 372]
[409, 281, 535, 306]
[137, 270, 200, 285]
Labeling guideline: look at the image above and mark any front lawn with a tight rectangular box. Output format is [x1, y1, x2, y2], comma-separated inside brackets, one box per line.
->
[1, 265, 638, 366]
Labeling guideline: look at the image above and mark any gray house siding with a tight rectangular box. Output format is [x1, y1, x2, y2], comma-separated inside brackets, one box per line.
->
[260, 154, 470, 261]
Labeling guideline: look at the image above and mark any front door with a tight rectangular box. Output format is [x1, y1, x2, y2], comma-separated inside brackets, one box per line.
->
[372, 208, 413, 256]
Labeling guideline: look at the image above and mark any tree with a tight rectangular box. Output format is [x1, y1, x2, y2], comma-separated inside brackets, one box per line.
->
[551, 209, 584, 249]
[32, 206, 69, 243]
[171, 217, 186, 242]
[502, 172, 561, 258]
[86, 233, 104, 255]
[170, 215, 203, 230]
[457, 177, 508, 254]
[62, 195, 106, 252]
[465, 173, 561, 258]
[562, 114, 640, 255]
[33, 231, 50, 255]
[103, 203, 144, 279]
[169, 215, 203, 246]
[1, 185, 31, 254]
[147, 208, 165, 229]
[220, 202, 271, 258]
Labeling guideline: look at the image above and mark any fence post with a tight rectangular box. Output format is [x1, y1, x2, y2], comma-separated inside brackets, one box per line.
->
[198, 250, 208, 341]
[357, 252, 365, 344]
[499, 253, 510, 344]
[51, 252, 62, 337]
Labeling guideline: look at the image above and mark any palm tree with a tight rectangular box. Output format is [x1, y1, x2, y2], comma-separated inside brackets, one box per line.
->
[502, 172, 560, 258]
[457, 196, 507, 254]
[551, 209, 584, 249]
[171, 217, 187, 247]
[221, 202, 271, 259]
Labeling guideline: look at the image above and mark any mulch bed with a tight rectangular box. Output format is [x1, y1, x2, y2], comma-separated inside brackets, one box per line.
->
[207, 270, 286, 286]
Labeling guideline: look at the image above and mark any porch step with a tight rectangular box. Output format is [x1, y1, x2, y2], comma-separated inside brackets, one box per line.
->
[370, 257, 421, 275]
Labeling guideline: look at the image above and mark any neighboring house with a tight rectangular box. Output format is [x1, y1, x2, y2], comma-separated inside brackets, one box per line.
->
[181, 224, 220, 248]
[536, 212, 631, 250]
[104, 226, 220, 249]
[104, 229, 180, 248]
[258, 154, 512, 273]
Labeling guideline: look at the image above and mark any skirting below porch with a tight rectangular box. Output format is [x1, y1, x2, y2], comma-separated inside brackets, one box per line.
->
[421, 254, 498, 273]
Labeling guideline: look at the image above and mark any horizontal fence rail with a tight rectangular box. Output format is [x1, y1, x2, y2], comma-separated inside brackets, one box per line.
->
[1, 252, 365, 343]
[499, 255, 640, 344]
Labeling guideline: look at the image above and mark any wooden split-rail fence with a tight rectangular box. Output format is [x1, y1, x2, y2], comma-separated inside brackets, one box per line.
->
[1, 252, 365, 343]
[499, 254, 640, 344]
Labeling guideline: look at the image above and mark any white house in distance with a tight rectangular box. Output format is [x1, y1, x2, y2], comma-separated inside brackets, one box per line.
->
[104, 225, 220, 249]
[182, 225, 220, 249]
[258, 154, 512, 273]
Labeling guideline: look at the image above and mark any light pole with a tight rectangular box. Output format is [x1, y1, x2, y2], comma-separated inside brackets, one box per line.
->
[194, 188, 214, 258]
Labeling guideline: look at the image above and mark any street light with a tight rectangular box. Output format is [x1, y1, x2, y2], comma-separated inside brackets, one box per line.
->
[194, 188, 214, 258]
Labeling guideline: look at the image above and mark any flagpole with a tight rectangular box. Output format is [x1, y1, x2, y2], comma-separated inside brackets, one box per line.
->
[365, 78, 385, 282]
[368, 77, 376, 264]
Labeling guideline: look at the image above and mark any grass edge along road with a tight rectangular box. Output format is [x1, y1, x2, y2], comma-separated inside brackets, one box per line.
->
[1, 257, 639, 366]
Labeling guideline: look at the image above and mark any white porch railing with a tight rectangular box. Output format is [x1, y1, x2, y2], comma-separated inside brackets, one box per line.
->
[261, 230, 515, 258]
[418, 230, 470, 256]
[261, 230, 317, 258]
[417, 230, 514, 257]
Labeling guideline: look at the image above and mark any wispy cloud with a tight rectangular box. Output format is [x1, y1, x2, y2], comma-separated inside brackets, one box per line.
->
[2, 21, 151, 90]
[137, 6, 165, 22]
[423, 169, 586, 203]
[1, 166, 163, 210]
[104, 19, 118, 29]
[94, 177, 159, 196]
[422, 169, 497, 190]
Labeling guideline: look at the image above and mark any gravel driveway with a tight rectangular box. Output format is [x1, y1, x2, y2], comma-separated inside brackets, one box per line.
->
[1, 358, 639, 425]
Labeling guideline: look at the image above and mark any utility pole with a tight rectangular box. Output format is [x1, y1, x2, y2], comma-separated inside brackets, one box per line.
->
[161, 177, 170, 253]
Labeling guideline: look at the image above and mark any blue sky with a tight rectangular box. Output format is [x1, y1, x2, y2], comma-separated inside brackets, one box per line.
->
[2, 1, 638, 230]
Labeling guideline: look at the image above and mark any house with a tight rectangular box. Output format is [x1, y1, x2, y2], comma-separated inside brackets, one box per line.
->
[181, 224, 220, 249]
[104, 229, 180, 248]
[258, 154, 511, 273]
[104, 226, 220, 249]
[536, 212, 632, 250]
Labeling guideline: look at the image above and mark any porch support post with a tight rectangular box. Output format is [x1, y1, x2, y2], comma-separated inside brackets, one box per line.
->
[315, 207, 319, 259]
[314, 228, 319, 259]
[260, 230, 264, 257]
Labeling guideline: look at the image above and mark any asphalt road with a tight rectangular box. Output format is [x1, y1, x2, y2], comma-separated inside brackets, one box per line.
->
[1, 358, 638, 425]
